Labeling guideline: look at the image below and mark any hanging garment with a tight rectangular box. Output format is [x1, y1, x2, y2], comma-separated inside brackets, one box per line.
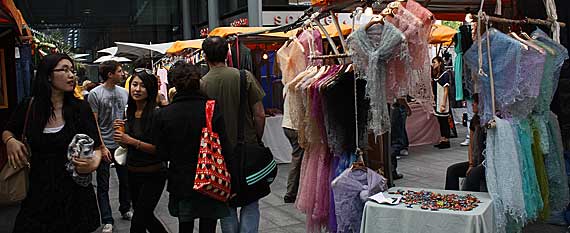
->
[464, 28, 524, 123]
[453, 31, 464, 101]
[278, 38, 308, 131]
[298, 29, 324, 66]
[532, 28, 569, 114]
[384, 7, 420, 100]
[485, 117, 527, 233]
[347, 22, 406, 137]
[531, 28, 570, 214]
[512, 118, 543, 221]
[331, 168, 387, 233]
[508, 42, 546, 119]
[530, 116, 551, 220]
[404, 0, 434, 102]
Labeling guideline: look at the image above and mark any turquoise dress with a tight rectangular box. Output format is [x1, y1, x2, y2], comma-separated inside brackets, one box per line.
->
[531, 28, 570, 214]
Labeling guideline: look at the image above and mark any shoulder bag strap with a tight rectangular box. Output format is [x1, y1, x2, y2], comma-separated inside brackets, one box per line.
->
[205, 100, 215, 131]
[237, 70, 247, 145]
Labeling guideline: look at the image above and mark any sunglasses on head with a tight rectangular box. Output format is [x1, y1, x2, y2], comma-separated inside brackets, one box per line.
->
[134, 68, 153, 75]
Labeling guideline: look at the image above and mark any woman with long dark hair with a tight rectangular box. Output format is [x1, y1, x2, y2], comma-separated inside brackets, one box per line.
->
[2, 53, 103, 233]
[431, 56, 452, 149]
[112, 69, 168, 233]
[154, 63, 230, 233]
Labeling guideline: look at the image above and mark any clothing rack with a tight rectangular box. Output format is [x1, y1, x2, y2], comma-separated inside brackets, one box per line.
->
[309, 53, 351, 60]
[476, 15, 566, 28]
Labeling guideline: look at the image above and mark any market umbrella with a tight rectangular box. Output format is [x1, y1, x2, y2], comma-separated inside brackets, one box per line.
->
[114, 42, 173, 57]
[98, 47, 118, 56]
[166, 39, 204, 54]
[93, 55, 132, 64]
[429, 24, 457, 45]
[73, 54, 90, 59]
[263, 23, 353, 38]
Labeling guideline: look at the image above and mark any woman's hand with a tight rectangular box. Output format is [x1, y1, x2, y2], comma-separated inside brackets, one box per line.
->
[73, 149, 101, 174]
[6, 138, 29, 169]
[113, 130, 134, 147]
[439, 105, 446, 113]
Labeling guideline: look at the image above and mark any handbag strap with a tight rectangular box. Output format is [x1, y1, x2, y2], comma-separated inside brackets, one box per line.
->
[22, 97, 34, 142]
[237, 70, 247, 144]
[205, 100, 215, 131]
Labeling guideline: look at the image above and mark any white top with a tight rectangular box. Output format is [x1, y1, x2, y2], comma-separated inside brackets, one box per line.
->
[43, 124, 65, 134]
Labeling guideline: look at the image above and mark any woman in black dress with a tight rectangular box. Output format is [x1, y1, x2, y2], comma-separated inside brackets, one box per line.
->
[2, 54, 103, 233]
[113, 70, 168, 233]
[154, 63, 230, 233]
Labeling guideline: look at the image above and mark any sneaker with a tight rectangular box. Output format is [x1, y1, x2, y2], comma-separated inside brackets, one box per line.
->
[400, 149, 409, 156]
[121, 211, 133, 221]
[460, 139, 470, 146]
[102, 224, 113, 233]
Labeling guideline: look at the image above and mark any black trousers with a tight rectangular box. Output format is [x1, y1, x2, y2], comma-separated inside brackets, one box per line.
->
[444, 161, 485, 191]
[437, 115, 451, 139]
[128, 170, 168, 233]
[179, 218, 217, 233]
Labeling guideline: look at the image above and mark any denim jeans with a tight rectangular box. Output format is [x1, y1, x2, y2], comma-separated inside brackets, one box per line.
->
[15, 44, 32, 104]
[390, 104, 408, 172]
[220, 201, 260, 233]
[96, 152, 131, 225]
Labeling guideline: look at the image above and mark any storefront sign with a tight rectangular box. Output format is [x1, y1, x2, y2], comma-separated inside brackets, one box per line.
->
[262, 11, 370, 27]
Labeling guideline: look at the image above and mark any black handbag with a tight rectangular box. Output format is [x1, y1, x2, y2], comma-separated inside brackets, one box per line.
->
[228, 70, 277, 207]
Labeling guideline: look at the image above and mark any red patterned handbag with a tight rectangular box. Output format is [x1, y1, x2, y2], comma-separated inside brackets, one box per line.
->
[193, 100, 231, 202]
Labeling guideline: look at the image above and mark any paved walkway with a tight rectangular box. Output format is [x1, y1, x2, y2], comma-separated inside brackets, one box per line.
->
[0, 125, 566, 233]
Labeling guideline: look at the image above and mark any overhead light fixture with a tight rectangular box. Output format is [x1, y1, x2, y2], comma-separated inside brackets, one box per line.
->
[364, 7, 374, 16]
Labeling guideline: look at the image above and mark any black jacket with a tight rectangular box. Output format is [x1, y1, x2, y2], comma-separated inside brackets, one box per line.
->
[154, 91, 231, 198]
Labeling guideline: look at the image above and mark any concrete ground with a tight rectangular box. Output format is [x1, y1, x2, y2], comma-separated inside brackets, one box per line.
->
[0, 125, 567, 233]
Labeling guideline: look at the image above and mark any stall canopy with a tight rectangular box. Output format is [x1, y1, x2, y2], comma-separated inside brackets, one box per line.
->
[93, 55, 132, 63]
[166, 39, 204, 54]
[114, 42, 174, 57]
[209, 24, 353, 39]
[98, 46, 118, 56]
[429, 24, 457, 44]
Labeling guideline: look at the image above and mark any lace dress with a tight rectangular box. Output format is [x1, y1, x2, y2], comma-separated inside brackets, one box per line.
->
[512, 118, 543, 221]
[404, 0, 434, 102]
[464, 28, 523, 124]
[384, 7, 420, 100]
[331, 168, 387, 233]
[279, 39, 308, 130]
[347, 22, 406, 137]
[531, 28, 570, 214]
[485, 117, 527, 233]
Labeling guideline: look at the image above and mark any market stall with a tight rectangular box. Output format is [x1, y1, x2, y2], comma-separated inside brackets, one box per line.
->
[271, 0, 569, 233]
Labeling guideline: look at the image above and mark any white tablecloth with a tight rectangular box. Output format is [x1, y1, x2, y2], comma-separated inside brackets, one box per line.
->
[361, 187, 494, 233]
[261, 115, 293, 163]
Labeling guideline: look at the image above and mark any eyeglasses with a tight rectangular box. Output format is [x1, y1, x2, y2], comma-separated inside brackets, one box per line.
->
[134, 68, 153, 75]
[53, 68, 77, 75]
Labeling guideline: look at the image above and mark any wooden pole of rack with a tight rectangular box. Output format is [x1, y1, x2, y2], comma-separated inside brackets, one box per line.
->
[477, 15, 566, 28]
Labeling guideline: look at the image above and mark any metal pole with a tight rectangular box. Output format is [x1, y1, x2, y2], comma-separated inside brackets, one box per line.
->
[208, 0, 219, 30]
[182, 0, 192, 39]
[248, 0, 262, 26]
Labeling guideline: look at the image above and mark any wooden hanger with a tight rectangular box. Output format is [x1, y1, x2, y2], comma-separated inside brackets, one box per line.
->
[351, 149, 367, 172]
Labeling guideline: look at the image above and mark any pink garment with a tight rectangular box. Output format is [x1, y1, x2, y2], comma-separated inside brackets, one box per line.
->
[298, 29, 324, 66]
[295, 66, 338, 232]
[405, 102, 440, 146]
[385, 7, 423, 99]
[405, 0, 434, 102]
[156, 68, 169, 101]
[277, 39, 307, 84]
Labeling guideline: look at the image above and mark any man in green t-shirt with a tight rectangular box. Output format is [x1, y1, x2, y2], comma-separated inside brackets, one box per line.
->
[201, 36, 266, 233]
